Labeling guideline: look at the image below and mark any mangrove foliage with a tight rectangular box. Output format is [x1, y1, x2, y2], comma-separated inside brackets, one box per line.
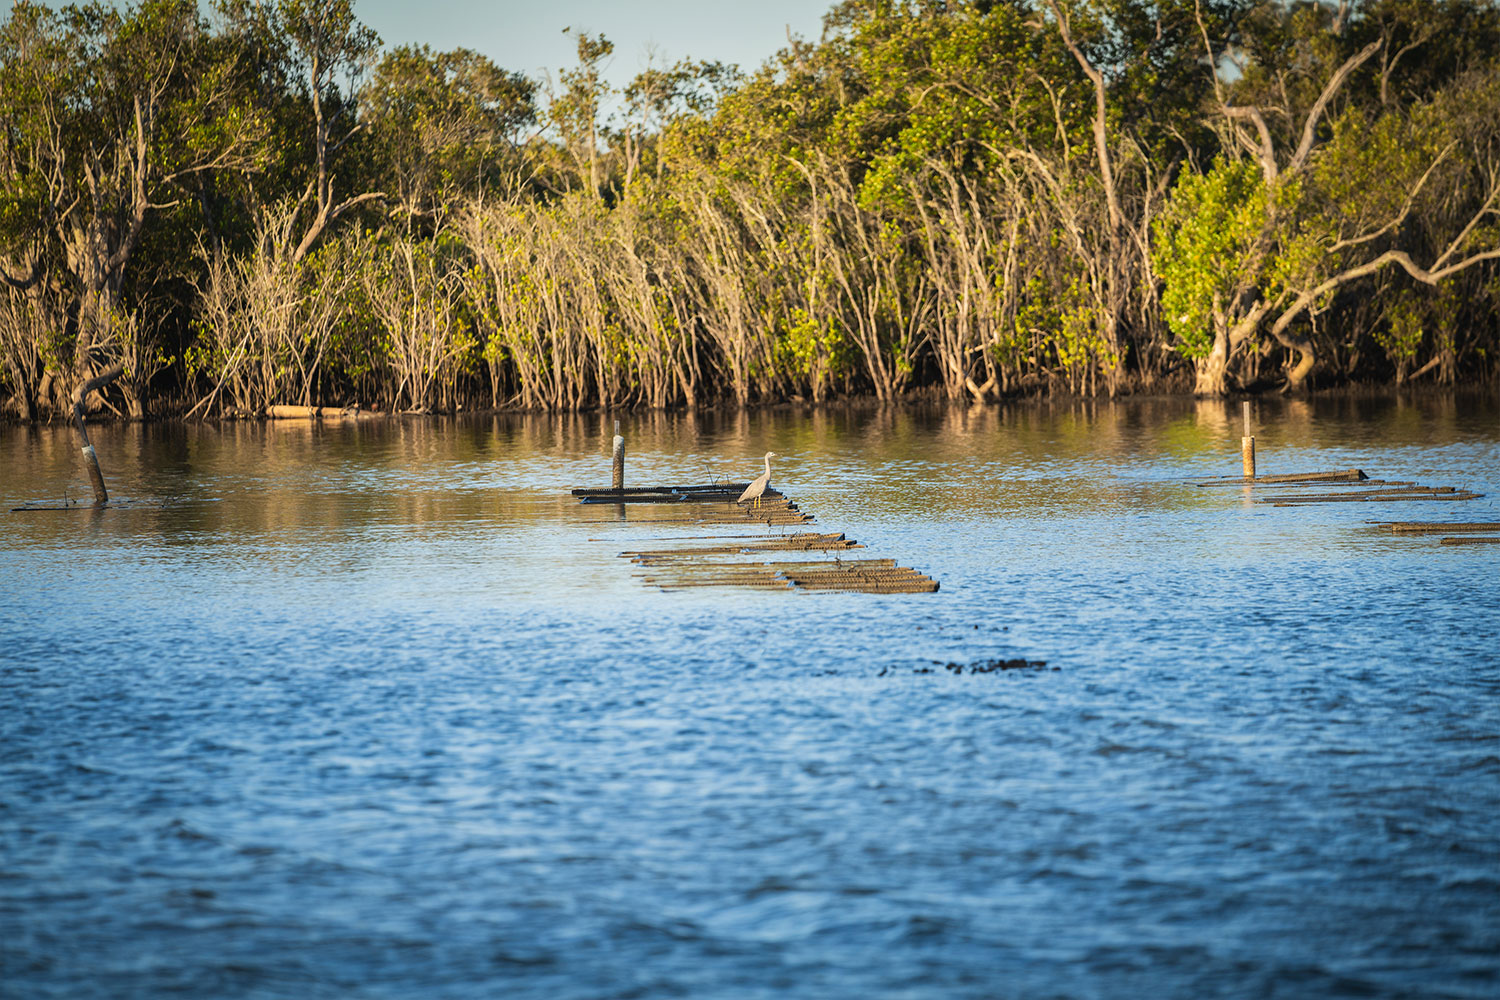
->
[3, 0, 1499, 418]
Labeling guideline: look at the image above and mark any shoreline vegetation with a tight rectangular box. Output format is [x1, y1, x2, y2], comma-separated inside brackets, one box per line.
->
[123, 380, 1500, 423]
[3, 0, 1499, 424]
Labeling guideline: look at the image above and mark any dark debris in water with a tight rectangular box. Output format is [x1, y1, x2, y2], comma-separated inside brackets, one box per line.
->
[880, 657, 1055, 676]
[10, 495, 194, 513]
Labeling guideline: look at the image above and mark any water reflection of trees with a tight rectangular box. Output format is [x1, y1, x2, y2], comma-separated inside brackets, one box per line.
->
[3, 395, 1495, 546]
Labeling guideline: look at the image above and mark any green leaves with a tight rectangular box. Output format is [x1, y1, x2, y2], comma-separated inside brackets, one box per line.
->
[1153, 158, 1269, 359]
[366, 44, 536, 214]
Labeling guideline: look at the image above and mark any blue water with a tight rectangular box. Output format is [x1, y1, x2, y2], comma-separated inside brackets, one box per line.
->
[2, 395, 1498, 998]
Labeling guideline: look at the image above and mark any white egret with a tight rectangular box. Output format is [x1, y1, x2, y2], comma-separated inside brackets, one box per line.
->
[737, 452, 778, 509]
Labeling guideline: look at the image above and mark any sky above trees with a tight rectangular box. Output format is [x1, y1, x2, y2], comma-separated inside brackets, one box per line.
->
[341, 0, 829, 93]
[27, 0, 833, 96]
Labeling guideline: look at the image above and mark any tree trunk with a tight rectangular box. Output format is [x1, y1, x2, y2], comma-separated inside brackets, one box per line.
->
[1282, 338, 1317, 391]
[1193, 323, 1230, 395]
[120, 378, 146, 420]
[1438, 335, 1457, 384]
[70, 363, 124, 506]
[6, 364, 35, 422]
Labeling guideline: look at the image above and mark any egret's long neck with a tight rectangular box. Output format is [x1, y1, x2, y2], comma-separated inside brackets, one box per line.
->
[763, 455, 772, 479]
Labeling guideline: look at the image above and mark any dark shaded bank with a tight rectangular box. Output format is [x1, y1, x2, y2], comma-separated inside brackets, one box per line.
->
[9, 376, 1500, 430]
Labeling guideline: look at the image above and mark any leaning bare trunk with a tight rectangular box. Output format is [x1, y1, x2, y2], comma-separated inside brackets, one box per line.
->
[70, 363, 124, 506]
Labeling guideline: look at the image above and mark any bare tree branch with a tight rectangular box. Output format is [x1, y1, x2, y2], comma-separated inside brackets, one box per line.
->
[1048, 0, 1123, 232]
[1287, 37, 1383, 176]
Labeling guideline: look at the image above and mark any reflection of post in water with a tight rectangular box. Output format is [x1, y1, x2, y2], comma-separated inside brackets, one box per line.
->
[71, 363, 124, 506]
[612, 419, 626, 519]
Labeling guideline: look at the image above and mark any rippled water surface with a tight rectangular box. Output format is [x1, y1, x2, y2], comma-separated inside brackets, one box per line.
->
[3, 394, 1499, 998]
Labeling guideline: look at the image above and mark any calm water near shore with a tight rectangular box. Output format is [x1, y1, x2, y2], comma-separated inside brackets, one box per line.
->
[2, 393, 1498, 999]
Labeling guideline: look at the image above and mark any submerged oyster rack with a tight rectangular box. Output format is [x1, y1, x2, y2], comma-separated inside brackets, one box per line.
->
[1196, 467, 1485, 503]
[1196, 467, 1495, 548]
[574, 484, 813, 527]
[1381, 521, 1500, 545]
[571, 484, 939, 594]
[1195, 467, 1485, 504]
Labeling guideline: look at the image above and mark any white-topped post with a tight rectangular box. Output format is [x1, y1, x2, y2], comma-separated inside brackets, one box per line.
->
[611, 419, 625, 490]
[1241, 400, 1255, 479]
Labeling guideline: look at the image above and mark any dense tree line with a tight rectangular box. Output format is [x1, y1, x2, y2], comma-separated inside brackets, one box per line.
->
[2, 0, 1498, 420]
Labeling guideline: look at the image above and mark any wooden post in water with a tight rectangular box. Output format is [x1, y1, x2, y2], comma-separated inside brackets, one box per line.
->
[71, 363, 124, 506]
[611, 419, 625, 490]
[1241, 400, 1256, 479]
